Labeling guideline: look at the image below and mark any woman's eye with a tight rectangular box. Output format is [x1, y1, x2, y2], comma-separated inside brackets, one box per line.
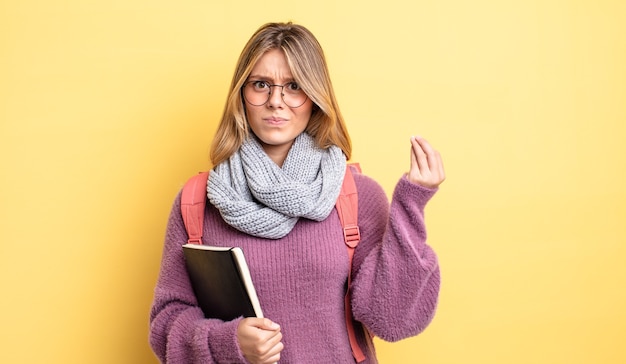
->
[253, 81, 269, 90]
[286, 82, 301, 91]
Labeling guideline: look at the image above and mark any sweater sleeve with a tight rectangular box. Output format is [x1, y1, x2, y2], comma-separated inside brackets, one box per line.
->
[350, 174, 440, 342]
[149, 192, 248, 363]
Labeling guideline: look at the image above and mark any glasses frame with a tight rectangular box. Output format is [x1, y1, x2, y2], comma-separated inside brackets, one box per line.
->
[242, 80, 308, 108]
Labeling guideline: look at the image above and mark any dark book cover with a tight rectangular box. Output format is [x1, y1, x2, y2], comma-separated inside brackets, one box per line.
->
[182, 244, 263, 321]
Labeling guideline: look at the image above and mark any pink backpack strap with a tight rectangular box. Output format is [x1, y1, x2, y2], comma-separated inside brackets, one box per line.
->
[181, 172, 209, 245]
[335, 163, 367, 363]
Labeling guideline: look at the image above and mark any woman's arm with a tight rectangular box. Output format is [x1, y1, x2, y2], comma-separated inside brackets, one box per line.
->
[350, 174, 440, 342]
[149, 193, 247, 363]
[350, 137, 444, 342]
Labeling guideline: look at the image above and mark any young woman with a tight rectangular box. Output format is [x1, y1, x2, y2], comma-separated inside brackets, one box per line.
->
[150, 22, 445, 364]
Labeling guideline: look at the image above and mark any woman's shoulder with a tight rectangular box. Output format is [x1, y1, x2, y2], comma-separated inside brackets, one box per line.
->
[351, 169, 381, 190]
[351, 170, 389, 207]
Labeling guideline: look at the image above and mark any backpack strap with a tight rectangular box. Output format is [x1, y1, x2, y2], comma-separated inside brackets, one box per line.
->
[181, 171, 209, 245]
[335, 163, 367, 363]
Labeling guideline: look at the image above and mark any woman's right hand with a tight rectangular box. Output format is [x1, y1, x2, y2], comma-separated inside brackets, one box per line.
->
[237, 317, 283, 364]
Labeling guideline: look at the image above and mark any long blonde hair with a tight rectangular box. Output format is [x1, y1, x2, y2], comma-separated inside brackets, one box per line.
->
[209, 22, 352, 166]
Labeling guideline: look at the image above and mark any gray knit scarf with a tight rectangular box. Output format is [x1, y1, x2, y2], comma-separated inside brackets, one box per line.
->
[207, 133, 347, 239]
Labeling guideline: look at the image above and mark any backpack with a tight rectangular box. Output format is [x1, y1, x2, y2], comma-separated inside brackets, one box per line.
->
[180, 164, 367, 362]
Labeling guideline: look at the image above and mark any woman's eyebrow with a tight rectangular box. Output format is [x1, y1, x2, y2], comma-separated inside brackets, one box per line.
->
[247, 74, 268, 80]
[247, 74, 294, 82]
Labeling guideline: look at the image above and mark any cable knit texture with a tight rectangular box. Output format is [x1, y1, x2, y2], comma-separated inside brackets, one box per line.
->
[207, 133, 347, 239]
[150, 172, 441, 363]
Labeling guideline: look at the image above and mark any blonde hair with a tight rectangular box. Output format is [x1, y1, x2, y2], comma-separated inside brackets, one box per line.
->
[209, 22, 352, 166]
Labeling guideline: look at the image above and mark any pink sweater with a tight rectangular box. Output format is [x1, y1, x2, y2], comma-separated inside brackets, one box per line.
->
[150, 173, 440, 363]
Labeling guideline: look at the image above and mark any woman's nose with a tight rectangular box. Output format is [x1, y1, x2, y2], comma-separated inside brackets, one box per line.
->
[267, 86, 284, 108]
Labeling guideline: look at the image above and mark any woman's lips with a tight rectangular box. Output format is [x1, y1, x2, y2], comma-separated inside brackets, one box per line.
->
[264, 116, 286, 125]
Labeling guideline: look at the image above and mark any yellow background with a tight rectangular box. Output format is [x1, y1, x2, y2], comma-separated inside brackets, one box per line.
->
[1, 1, 624, 363]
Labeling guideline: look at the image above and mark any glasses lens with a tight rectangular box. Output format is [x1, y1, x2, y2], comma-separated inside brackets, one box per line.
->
[282, 82, 307, 108]
[243, 82, 268, 106]
[243, 82, 307, 108]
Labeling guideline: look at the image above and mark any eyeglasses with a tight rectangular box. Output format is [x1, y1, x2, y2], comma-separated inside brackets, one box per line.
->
[242, 80, 308, 108]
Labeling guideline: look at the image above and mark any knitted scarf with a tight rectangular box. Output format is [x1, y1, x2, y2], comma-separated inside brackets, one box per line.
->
[207, 133, 347, 239]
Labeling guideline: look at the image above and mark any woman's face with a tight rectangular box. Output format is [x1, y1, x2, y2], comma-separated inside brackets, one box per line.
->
[244, 48, 314, 166]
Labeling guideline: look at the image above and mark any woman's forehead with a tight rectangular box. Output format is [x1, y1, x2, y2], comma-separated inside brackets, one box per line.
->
[249, 49, 294, 81]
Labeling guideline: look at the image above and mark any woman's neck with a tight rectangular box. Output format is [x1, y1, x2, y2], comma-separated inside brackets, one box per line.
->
[260, 141, 294, 167]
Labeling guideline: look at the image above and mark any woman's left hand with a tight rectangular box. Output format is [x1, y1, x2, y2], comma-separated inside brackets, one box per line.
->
[408, 136, 445, 188]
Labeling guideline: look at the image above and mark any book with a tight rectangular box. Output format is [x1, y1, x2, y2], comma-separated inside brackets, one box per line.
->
[182, 244, 264, 321]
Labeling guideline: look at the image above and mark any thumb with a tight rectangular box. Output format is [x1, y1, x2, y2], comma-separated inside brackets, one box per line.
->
[246, 317, 280, 331]
[260, 318, 280, 331]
